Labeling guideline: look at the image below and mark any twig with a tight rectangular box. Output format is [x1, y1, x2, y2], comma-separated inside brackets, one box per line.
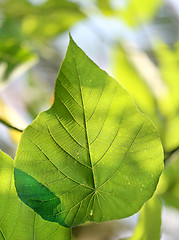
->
[164, 146, 179, 162]
[0, 118, 23, 133]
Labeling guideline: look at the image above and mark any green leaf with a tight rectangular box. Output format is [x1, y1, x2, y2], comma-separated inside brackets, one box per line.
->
[129, 195, 162, 240]
[0, 150, 71, 240]
[14, 36, 164, 228]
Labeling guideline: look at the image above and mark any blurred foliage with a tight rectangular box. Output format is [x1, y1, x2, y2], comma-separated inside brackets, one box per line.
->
[112, 45, 157, 118]
[0, 0, 85, 40]
[155, 42, 179, 117]
[96, 0, 112, 15]
[0, 0, 85, 88]
[0, 38, 37, 85]
[120, 0, 163, 27]
[129, 196, 162, 240]
[0, 98, 26, 144]
[96, 0, 163, 27]
[154, 42, 179, 151]
[158, 152, 179, 209]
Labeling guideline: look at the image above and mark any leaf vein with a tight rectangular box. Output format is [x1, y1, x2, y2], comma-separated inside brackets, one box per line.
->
[57, 80, 82, 108]
[25, 132, 93, 190]
[89, 87, 118, 145]
[54, 111, 88, 150]
[98, 122, 146, 189]
[56, 96, 85, 130]
[46, 122, 92, 169]
[86, 82, 106, 122]
[60, 71, 80, 94]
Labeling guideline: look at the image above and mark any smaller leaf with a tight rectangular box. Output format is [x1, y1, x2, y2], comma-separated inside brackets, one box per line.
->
[158, 152, 179, 209]
[0, 150, 71, 240]
[129, 195, 162, 240]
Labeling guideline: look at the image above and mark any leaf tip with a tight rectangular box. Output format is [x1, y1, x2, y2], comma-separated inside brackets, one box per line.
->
[69, 32, 75, 45]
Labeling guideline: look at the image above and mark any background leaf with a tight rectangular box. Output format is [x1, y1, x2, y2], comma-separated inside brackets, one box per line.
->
[154, 42, 179, 151]
[129, 195, 162, 240]
[157, 151, 179, 209]
[120, 0, 163, 27]
[111, 44, 156, 118]
[0, 38, 37, 89]
[14, 37, 163, 228]
[0, 150, 71, 240]
[0, 0, 85, 40]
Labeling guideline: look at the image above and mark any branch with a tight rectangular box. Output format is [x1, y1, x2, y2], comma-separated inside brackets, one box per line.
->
[0, 118, 23, 133]
[164, 146, 179, 162]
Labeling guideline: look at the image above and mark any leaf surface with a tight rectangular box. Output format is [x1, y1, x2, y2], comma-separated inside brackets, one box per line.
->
[15, 36, 164, 227]
[0, 150, 71, 240]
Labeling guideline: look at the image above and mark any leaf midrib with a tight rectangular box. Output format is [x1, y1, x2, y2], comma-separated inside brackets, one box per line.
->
[73, 55, 96, 190]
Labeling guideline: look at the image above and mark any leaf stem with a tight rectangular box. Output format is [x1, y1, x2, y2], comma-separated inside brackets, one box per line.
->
[0, 118, 23, 133]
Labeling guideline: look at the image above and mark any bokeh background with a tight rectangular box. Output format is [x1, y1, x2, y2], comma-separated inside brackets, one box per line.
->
[0, 0, 179, 239]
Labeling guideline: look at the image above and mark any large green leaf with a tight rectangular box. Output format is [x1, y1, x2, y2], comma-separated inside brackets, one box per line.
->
[0, 150, 71, 239]
[129, 195, 162, 240]
[14, 36, 163, 228]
